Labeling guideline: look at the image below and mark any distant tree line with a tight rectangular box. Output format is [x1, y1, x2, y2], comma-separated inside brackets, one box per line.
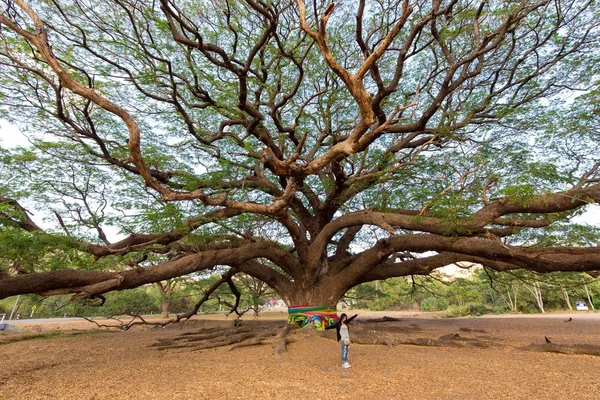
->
[347, 269, 599, 316]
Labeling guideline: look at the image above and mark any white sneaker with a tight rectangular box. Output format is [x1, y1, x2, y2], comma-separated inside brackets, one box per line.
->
[342, 362, 351, 368]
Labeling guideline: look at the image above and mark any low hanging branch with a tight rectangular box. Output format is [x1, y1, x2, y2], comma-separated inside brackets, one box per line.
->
[81, 268, 240, 331]
[221, 276, 252, 318]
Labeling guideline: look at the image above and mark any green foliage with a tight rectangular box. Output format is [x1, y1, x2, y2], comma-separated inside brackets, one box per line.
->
[0, 228, 90, 273]
[18, 288, 160, 318]
[88, 289, 158, 316]
[421, 297, 449, 312]
[0, 299, 8, 315]
[350, 269, 600, 317]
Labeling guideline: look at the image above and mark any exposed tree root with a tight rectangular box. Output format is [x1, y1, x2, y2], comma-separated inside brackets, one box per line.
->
[153, 320, 585, 356]
[364, 316, 403, 323]
[521, 342, 600, 357]
[170, 328, 252, 343]
[353, 320, 422, 334]
[152, 320, 407, 353]
[459, 327, 489, 333]
[227, 339, 269, 350]
[154, 328, 257, 351]
[151, 321, 331, 354]
[272, 324, 298, 355]
[152, 320, 285, 352]
[151, 320, 434, 353]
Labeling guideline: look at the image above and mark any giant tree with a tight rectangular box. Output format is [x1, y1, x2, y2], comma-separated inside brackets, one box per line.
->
[1, 0, 600, 324]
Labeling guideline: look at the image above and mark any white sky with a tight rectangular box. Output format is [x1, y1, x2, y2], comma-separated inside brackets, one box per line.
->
[1, 120, 599, 229]
[0, 121, 28, 146]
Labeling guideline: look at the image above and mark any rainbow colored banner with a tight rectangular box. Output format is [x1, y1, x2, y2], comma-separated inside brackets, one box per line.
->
[287, 305, 338, 330]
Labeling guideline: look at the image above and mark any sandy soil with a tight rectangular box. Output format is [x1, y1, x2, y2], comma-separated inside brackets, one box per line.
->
[1, 311, 599, 399]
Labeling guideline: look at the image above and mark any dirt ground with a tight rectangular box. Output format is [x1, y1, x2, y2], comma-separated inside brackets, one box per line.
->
[1, 310, 599, 400]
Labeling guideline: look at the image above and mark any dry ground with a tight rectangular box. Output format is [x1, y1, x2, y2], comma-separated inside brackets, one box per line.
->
[1, 311, 599, 399]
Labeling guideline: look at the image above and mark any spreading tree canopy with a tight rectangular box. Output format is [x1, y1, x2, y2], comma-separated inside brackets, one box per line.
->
[1, 0, 599, 307]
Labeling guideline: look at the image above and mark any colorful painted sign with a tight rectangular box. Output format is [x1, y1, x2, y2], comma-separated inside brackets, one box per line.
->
[287, 305, 339, 330]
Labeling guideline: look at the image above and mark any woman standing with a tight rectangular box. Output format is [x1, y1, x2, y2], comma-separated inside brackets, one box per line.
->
[326, 313, 358, 368]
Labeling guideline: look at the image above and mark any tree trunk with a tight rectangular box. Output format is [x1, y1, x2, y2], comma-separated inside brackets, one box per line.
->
[561, 286, 573, 310]
[251, 295, 261, 316]
[584, 284, 595, 310]
[156, 280, 177, 319]
[280, 282, 345, 330]
[283, 283, 343, 308]
[526, 282, 545, 313]
[161, 301, 170, 319]
[500, 284, 519, 312]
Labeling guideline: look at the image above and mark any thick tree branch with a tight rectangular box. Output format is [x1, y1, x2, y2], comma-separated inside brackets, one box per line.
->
[0, 240, 300, 299]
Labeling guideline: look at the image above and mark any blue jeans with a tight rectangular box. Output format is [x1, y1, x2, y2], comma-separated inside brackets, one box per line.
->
[340, 341, 349, 362]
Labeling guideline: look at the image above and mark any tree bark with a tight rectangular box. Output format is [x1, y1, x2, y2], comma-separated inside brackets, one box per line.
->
[561, 286, 573, 310]
[161, 301, 171, 319]
[584, 284, 595, 311]
[526, 282, 545, 313]
[500, 284, 519, 313]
